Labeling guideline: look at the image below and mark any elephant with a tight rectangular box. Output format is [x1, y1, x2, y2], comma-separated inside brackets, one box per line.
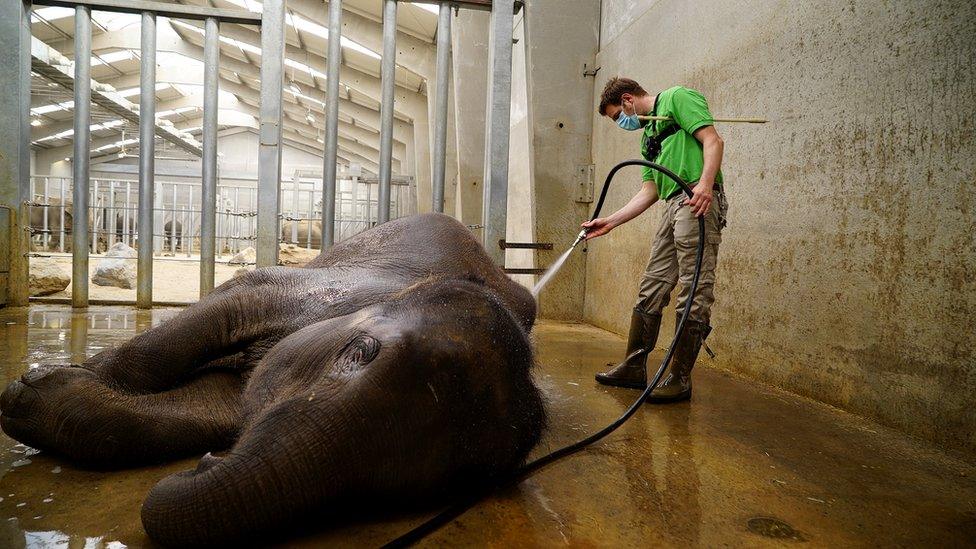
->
[0, 213, 545, 546]
[164, 219, 183, 251]
[28, 197, 73, 251]
[281, 219, 322, 248]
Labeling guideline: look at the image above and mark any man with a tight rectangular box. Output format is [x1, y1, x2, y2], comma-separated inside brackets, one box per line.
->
[583, 77, 727, 403]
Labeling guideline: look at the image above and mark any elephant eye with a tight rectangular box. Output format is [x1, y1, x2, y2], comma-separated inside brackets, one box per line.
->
[340, 335, 381, 366]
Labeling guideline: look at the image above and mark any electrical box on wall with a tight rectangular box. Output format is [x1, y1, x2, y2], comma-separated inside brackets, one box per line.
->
[575, 164, 594, 203]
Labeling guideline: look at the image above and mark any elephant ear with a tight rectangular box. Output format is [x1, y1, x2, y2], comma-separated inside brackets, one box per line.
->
[337, 334, 381, 369]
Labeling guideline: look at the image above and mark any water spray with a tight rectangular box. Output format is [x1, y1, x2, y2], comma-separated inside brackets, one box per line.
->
[385, 159, 705, 548]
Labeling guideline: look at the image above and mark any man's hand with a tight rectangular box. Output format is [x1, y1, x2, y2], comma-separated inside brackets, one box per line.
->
[683, 181, 713, 217]
[581, 218, 615, 240]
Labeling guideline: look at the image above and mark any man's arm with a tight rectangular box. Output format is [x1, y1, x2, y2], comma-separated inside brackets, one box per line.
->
[580, 180, 659, 240]
[685, 125, 724, 217]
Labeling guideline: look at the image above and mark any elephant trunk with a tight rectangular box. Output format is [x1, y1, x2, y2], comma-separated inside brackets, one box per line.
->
[141, 398, 356, 546]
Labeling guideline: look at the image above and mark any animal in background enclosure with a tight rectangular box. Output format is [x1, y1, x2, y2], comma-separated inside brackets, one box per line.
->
[114, 214, 135, 246]
[164, 220, 183, 251]
[28, 197, 72, 251]
[0, 213, 544, 546]
[280, 219, 322, 248]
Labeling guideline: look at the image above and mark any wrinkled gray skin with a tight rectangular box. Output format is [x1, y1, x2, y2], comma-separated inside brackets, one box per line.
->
[0, 213, 545, 546]
[281, 219, 322, 248]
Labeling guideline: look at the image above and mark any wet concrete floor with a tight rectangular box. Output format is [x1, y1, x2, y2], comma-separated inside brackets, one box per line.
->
[0, 305, 974, 547]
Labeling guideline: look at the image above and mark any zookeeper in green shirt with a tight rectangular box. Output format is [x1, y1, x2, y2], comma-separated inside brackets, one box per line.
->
[583, 77, 728, 403]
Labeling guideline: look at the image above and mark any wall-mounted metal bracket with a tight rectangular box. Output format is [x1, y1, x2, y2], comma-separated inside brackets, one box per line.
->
[583, 63, 601, 77]
[499, 240, 553, 250]
[504, 267, 547, 275]
[575, 164, 595, 203]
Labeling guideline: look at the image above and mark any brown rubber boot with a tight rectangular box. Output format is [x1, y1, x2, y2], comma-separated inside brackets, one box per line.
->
[595, 309, 662, 389]
[646, 316, 711, 403]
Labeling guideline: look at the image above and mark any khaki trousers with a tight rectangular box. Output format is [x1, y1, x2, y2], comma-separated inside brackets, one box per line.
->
[635, 187, 727, 324]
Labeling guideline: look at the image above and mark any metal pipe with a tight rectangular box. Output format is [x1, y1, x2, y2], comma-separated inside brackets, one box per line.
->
[321, 0, 342, 249]
[170, 182, 177, 254]
[256, 0, 285, 267]
[376, 0, 397, 224]
[42, 178, 50, 249]
[124, 181, 131, 246]
[71, 5, 92, 307]
[200, 16, 219, 297]
[186, 185, 193, 257]
[91, 180, 99, 254]
[481, 0, 515, 267]
[431, 3, 452, 213]
[137, 11, 156, 308]
[58, 177, 66, 253]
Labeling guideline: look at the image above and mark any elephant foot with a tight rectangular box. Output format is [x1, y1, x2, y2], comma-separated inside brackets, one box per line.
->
[0, 365, 122, 464]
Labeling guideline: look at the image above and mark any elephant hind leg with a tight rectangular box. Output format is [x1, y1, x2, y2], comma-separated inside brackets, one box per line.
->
[0, 365, 243, 468]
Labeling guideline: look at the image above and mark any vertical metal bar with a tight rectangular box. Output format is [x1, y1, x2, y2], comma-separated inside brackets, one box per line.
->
[58, 178, 66, 253]
[256, 0, 285, 267]
[320, 0, 342, 249]
[482, 0, 515, 266]
[186, 185, 193, 257]
[0, 0, 31, 305]
[71, 5, 92, 307]
[432, 3, 452, 213]
[377, 0, 397, 224]
[124, 181, 131, 246]
[107, 180, 116, 246]
[200, 16, 219, 297]
[137, 12, 156, 307]
[169, 182, 177, 254]
[91, 180, 98, 253]
[290, 174, 298, 244]
[42, 178, 50, 249]
[306, 189, 313, 249]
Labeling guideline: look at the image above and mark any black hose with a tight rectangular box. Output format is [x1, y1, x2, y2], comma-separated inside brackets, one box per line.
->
[382, 160, 706, 548]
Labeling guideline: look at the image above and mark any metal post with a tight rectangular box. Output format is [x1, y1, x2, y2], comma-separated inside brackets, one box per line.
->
[306, 189, 313, 249]
[321, 0, 342, 249]
[170, 182, 177, 254]
[256, 0, 285, 267]
[124, 181, 131, 246]
[58, 179, 66, 253]
[42, 178, 50, 249]
[200, 16, 219, 297]
[137, 11, 156, 307]
[482, 0, 515, 266]
[186, 185, 193, 257]
[107, 181, 116, 246]
[91, 180, 99, 253]
[377, 0, 397, 224]
[0, 0, 31, 306]
[71, 6, 92, 307]
[432, 3, 452, 213]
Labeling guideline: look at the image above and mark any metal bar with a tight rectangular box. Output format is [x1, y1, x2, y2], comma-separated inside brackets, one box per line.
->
[108, 180, 116, 246]
[170, 182, 177, 254]
[58, 178, 66, 253]
[306, 189, 313, 249]
[91, 180, 98, 253]
[431, 3, 452, 213]
[200, 16, 219, 297]
[376, 0, 397, 224]
[256, 0, 285, 267]
[71, 5, 92, 307]
[42, 178, 50, 249]
[32, 0, 263, 25]
[137, 11, 156, 307]
[481, 0, 515, 266]
[321, 0, 342, 248]
[123, 181, 130, 246]
[498, 240, 554, 250]
[186, 185, 193, 257]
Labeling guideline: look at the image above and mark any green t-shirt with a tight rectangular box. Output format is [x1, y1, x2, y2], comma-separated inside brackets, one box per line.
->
[640, 86, 722, 199]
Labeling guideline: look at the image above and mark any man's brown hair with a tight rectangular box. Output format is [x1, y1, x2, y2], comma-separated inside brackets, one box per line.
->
[598, 77, 649, 116]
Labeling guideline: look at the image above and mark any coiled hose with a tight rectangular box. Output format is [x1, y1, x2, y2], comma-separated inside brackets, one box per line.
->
[383, 159, 706, 548]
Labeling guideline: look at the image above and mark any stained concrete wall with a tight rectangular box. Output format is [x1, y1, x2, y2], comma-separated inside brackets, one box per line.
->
[585, 0, 976, 453]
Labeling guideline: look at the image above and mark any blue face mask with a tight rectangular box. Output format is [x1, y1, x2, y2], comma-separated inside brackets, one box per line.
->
[616, 100, 642, 131]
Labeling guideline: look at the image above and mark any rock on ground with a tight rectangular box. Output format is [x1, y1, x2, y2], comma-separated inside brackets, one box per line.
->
[277, 244, 319, 267]
[92, 242, 137, 289]
[28, 258, 70, 296]
[228, 247, 256, 266]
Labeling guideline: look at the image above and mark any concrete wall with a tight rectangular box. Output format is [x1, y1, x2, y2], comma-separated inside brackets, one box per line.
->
[585, 0, 976, 453]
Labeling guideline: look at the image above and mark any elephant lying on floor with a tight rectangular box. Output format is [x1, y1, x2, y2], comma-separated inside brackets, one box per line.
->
[0, 213, 546, 546]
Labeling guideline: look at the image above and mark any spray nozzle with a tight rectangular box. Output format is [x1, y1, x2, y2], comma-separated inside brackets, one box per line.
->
[572, 229, 588, 248]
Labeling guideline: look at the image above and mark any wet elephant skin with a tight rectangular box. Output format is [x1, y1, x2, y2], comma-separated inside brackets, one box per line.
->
[0, 213, 546, 546]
